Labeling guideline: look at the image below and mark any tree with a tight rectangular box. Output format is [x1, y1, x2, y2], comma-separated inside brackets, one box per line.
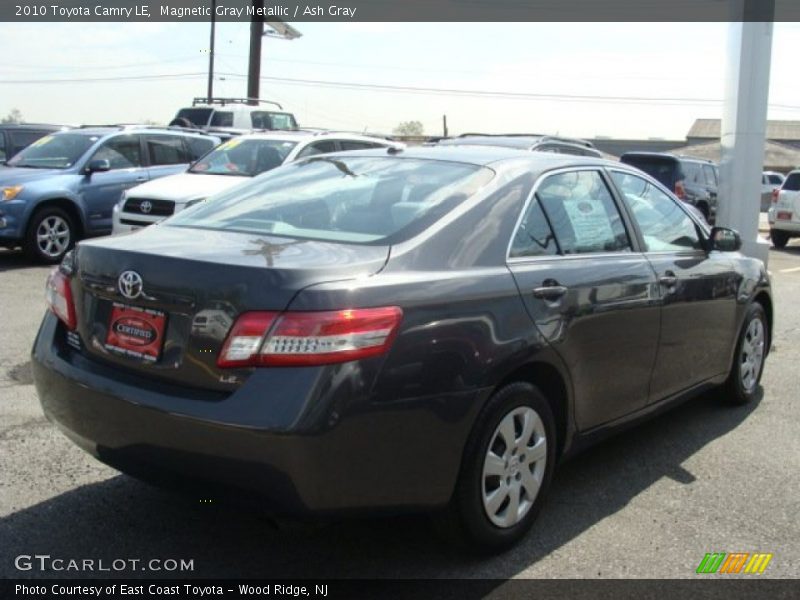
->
[1, 108, 23, 124]
[393, 120, 424, 136]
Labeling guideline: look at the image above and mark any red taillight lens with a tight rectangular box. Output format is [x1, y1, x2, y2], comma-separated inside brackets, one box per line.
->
[674, 180, 687, 200]
[772, 188, 780, 203]
[45, 268, 76, 330]
[217, 307, 403, 368]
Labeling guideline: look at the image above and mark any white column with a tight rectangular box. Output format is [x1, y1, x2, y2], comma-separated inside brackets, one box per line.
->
[717, 18, 773, 265]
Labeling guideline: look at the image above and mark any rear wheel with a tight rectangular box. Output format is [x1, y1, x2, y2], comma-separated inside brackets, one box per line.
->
[24, 207, 75, 264]
[439, 382, 556, 553]
[723, 302, 768, 405]
[770, 229, 789, 249]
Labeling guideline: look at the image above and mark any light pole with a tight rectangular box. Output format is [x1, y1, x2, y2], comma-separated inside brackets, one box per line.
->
[207, 0, 216, 99]
[246, 2, 302, 105]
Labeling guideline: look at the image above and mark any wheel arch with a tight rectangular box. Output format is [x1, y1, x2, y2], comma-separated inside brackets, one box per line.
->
[27, 197, 86, 239]
[493, 359, 573, 460]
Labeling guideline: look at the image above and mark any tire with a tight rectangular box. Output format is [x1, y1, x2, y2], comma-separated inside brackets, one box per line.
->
[770, 229, 789, 249]
[723, 302, 768, 405]
[24, 207, 75, 264]
[438, 382, 557, 553]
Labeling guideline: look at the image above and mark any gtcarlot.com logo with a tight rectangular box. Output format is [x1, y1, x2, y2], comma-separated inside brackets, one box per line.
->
[696, 552, 773, 574]
[14, 554, 194, 573]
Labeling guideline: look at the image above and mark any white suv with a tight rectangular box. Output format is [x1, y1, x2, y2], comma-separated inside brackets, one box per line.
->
[768, 169, 800, 248]
[112, 130, 402, 234]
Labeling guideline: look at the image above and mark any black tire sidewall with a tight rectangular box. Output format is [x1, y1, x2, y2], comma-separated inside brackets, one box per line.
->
[726, 303, 768, 405]
[25, 207, 74, 264]
[770, 230, 789, 248]
[452, 382, 557, 552]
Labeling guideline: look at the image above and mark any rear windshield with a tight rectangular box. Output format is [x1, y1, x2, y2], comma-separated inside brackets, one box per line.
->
[620, 155, 679, 188]
[7, 133, 96, 169]
[784, 172, 800, 191]
[176, 108, 213, 127]
[189, 138, 297, 176]
[168, 156, 493, 244]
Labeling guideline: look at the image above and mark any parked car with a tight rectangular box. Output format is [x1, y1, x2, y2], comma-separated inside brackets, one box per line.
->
[620, 152, 718, 223]
[170, 97, 298, 132]
[33, 147, 771, 552]
[767, 169, 800, 248]
[438, 133, 603, 158]
[112, 130, 402, 234]
[0, 123, 70, 163]
[0, 126, 220, 262]
[761, 171, 785, 212]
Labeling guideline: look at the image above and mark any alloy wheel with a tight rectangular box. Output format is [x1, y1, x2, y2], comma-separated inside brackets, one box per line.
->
[481, 406, 547, 528]
[739, 317, 765, 392]
[36, 215, 70, 258]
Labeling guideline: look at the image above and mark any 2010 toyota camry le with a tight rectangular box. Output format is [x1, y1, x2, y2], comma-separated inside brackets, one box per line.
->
[32, 145, 772, 552]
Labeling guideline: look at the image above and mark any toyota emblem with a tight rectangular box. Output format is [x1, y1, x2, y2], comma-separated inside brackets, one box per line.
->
[118, 271, 144, 300]
[140, 200, 153, 214]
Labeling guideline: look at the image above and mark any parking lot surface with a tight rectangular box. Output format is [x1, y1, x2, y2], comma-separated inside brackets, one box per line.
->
[1, 243, 798, 579]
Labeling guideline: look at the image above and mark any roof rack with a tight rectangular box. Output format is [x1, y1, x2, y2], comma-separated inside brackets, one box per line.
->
[191, 97, 283, 109]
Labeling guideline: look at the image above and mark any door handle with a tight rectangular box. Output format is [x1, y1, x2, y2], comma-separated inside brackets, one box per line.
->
[135, 176, 147, 182]
[532, 285, 568, 300]
[659, 274, 678, 288]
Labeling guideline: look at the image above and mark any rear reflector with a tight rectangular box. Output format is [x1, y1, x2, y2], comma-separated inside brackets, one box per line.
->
[45, 268, 76, 330]
[772, 188, 780, 203]
[218, 307, 403, 368]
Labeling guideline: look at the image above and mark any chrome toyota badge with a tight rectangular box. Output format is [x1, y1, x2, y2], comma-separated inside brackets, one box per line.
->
[118, 271, 143, 300]
[139, 200, 153, 214]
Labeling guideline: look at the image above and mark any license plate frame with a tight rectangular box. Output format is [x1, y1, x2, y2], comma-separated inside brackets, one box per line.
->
[104, 302, 167, 363]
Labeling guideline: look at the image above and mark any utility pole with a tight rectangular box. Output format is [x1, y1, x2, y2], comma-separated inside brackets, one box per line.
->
[207, 0, 216, 99]
[247, 0, 264, 105]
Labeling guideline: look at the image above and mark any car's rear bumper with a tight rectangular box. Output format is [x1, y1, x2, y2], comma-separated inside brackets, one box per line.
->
[32, 312, 485, 514]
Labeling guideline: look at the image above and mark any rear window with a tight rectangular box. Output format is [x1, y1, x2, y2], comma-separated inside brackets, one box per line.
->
[169, 156, 493, 244]
[620, 155, 679, 188]
[176, 108, 213, 127]
[784, 173, 800, 191]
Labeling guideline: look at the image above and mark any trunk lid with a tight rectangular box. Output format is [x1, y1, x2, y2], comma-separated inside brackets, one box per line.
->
[70, 225, 389, 391]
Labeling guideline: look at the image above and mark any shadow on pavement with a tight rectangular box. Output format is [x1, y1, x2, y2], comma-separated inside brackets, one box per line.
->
[0, 248, 46, 272]
[0, 388, 761, 580]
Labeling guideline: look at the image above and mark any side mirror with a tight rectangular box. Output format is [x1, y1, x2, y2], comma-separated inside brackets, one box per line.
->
[85, 158, 110, 174]
[710, 226, 742, 252]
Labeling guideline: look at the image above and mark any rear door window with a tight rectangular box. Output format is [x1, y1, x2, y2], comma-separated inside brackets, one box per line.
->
[611, 171, 703, 252]
[534, 170, 631, 255]
[509, 196, 559, 258]
[768, 174, 783, 185]
[146, 135, 190, 166]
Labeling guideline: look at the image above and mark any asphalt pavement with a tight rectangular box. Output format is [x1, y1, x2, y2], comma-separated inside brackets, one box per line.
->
[1, 243, 798, 580]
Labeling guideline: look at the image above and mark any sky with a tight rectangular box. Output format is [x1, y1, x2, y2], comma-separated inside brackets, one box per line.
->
[1, 21, 799, 140]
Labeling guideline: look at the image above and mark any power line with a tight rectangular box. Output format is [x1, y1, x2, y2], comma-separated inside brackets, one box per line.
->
[3, 70, 799, 112]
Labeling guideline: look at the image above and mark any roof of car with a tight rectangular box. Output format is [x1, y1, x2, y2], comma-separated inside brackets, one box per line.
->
[621, 151, 715, 165]
[439, 134, 596, 150]
[339, 144, 620, 169]
[59, 126, 217, 138]
[0, 123, 69, 131]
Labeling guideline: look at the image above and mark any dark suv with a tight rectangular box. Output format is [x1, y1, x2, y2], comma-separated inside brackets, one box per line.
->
[620, 152, 718, 223]
[0, 123, 69, 163]
[438, 133, 604, 158]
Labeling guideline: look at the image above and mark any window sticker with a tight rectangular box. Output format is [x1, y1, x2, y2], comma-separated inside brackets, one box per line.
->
[563, 199, 615, 249]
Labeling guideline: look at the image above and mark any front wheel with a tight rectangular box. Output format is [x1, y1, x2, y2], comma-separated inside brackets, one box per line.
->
[24, 207, 75, 264]
[439, 382, 556, 553]
[723, 303, 768, 405]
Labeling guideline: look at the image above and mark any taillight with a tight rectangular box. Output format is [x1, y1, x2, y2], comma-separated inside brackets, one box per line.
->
[772, 188, 780, 204]
[218, 307, 403, 368]
[45, 268, 76, 330]
[674, 180, 687, 200]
